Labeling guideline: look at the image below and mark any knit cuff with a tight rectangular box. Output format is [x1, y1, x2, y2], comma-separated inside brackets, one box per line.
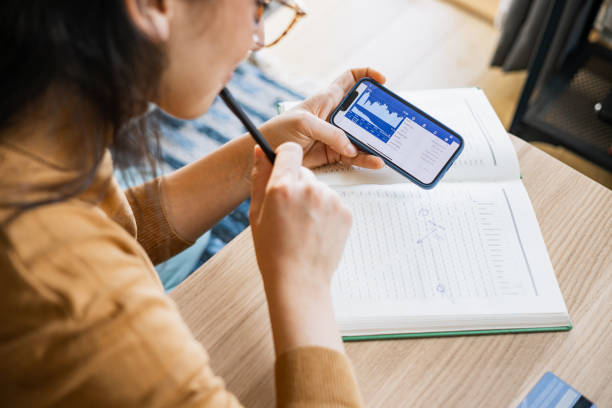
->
[275, 346, 363, 407]
[125, 178, 193, 265]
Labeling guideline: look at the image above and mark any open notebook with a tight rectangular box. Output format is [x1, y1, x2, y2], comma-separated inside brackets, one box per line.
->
[278, 88, 570, 340]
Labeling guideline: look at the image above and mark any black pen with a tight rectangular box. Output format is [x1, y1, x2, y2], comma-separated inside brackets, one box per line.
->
[219, 87, 276, 163]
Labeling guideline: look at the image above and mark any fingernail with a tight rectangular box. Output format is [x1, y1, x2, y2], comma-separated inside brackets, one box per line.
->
[344, 143, 357, 156]
[253, 146, 262, 163]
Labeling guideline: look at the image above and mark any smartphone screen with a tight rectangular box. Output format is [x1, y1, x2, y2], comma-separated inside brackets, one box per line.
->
[330, 78, 464, 188]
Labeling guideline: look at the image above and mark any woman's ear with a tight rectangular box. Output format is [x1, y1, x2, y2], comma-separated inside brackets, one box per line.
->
[124, 0, 171, 42]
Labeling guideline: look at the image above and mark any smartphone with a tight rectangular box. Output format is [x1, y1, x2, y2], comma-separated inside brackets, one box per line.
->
[330, 78, 464, 189]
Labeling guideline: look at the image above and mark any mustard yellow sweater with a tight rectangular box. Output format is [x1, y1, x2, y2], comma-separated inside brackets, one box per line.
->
[0, 141, 363, 407]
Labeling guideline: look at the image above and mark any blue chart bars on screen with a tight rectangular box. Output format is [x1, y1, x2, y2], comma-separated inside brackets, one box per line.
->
[345, 86, 405, 143]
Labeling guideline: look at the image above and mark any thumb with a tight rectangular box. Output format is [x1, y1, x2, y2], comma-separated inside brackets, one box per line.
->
[250, 145, 273, 221]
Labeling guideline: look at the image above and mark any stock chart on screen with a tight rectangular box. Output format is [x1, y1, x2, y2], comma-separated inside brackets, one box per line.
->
[344, 86, 406, 143]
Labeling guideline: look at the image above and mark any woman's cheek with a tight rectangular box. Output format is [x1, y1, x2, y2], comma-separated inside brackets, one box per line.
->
[155, 0, 256, 118]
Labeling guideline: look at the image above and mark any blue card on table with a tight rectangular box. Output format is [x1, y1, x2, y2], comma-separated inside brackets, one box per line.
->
[518, 372, 595, 408]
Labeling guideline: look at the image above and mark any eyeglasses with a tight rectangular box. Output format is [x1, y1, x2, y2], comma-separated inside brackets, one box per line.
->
[254, 0, 307, 48]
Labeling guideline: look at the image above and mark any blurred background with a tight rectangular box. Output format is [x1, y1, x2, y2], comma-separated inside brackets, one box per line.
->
[253, 0, 612, 188]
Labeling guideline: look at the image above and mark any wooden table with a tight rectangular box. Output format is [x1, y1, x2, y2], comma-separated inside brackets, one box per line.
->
[170, 137, 612, 407]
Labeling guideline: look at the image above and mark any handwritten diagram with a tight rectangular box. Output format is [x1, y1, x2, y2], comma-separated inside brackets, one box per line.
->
[416, 208, 446, 244]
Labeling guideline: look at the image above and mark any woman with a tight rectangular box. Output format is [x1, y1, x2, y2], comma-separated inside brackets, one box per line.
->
[0, 0, 388, 406]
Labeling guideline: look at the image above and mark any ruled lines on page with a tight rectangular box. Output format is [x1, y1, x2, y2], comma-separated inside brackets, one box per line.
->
[331, 183, 537, 304]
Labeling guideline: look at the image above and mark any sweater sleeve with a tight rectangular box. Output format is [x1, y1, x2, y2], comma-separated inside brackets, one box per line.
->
[276, 347, 364, 408]
[125, 177, 193, 265]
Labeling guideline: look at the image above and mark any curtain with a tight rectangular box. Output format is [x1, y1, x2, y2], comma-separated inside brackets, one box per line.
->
[491, 0, 598, 78]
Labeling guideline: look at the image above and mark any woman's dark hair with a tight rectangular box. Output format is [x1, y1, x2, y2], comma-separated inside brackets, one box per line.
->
[0, 1, 166, 220]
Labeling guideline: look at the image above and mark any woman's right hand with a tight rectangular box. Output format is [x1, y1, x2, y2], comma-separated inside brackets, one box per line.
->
[249, 142, 352, 354]
[250, 141, 352, 293]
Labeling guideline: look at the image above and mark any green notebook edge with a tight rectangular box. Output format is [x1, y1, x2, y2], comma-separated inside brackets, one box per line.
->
[342, 323, 572, 342]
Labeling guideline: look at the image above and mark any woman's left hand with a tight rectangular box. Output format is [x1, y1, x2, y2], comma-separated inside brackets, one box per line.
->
[259, 67, 387, 170]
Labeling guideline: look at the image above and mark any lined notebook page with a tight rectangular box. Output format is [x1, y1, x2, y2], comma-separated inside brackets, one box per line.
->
[331, 181, 562, 311]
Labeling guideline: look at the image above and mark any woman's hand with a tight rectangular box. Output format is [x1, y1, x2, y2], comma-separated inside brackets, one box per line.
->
[249, 142, 352, 354]
[161, 68, 385, 243]
[250, 142, 351, 291]
[259, 67, 387, 170]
